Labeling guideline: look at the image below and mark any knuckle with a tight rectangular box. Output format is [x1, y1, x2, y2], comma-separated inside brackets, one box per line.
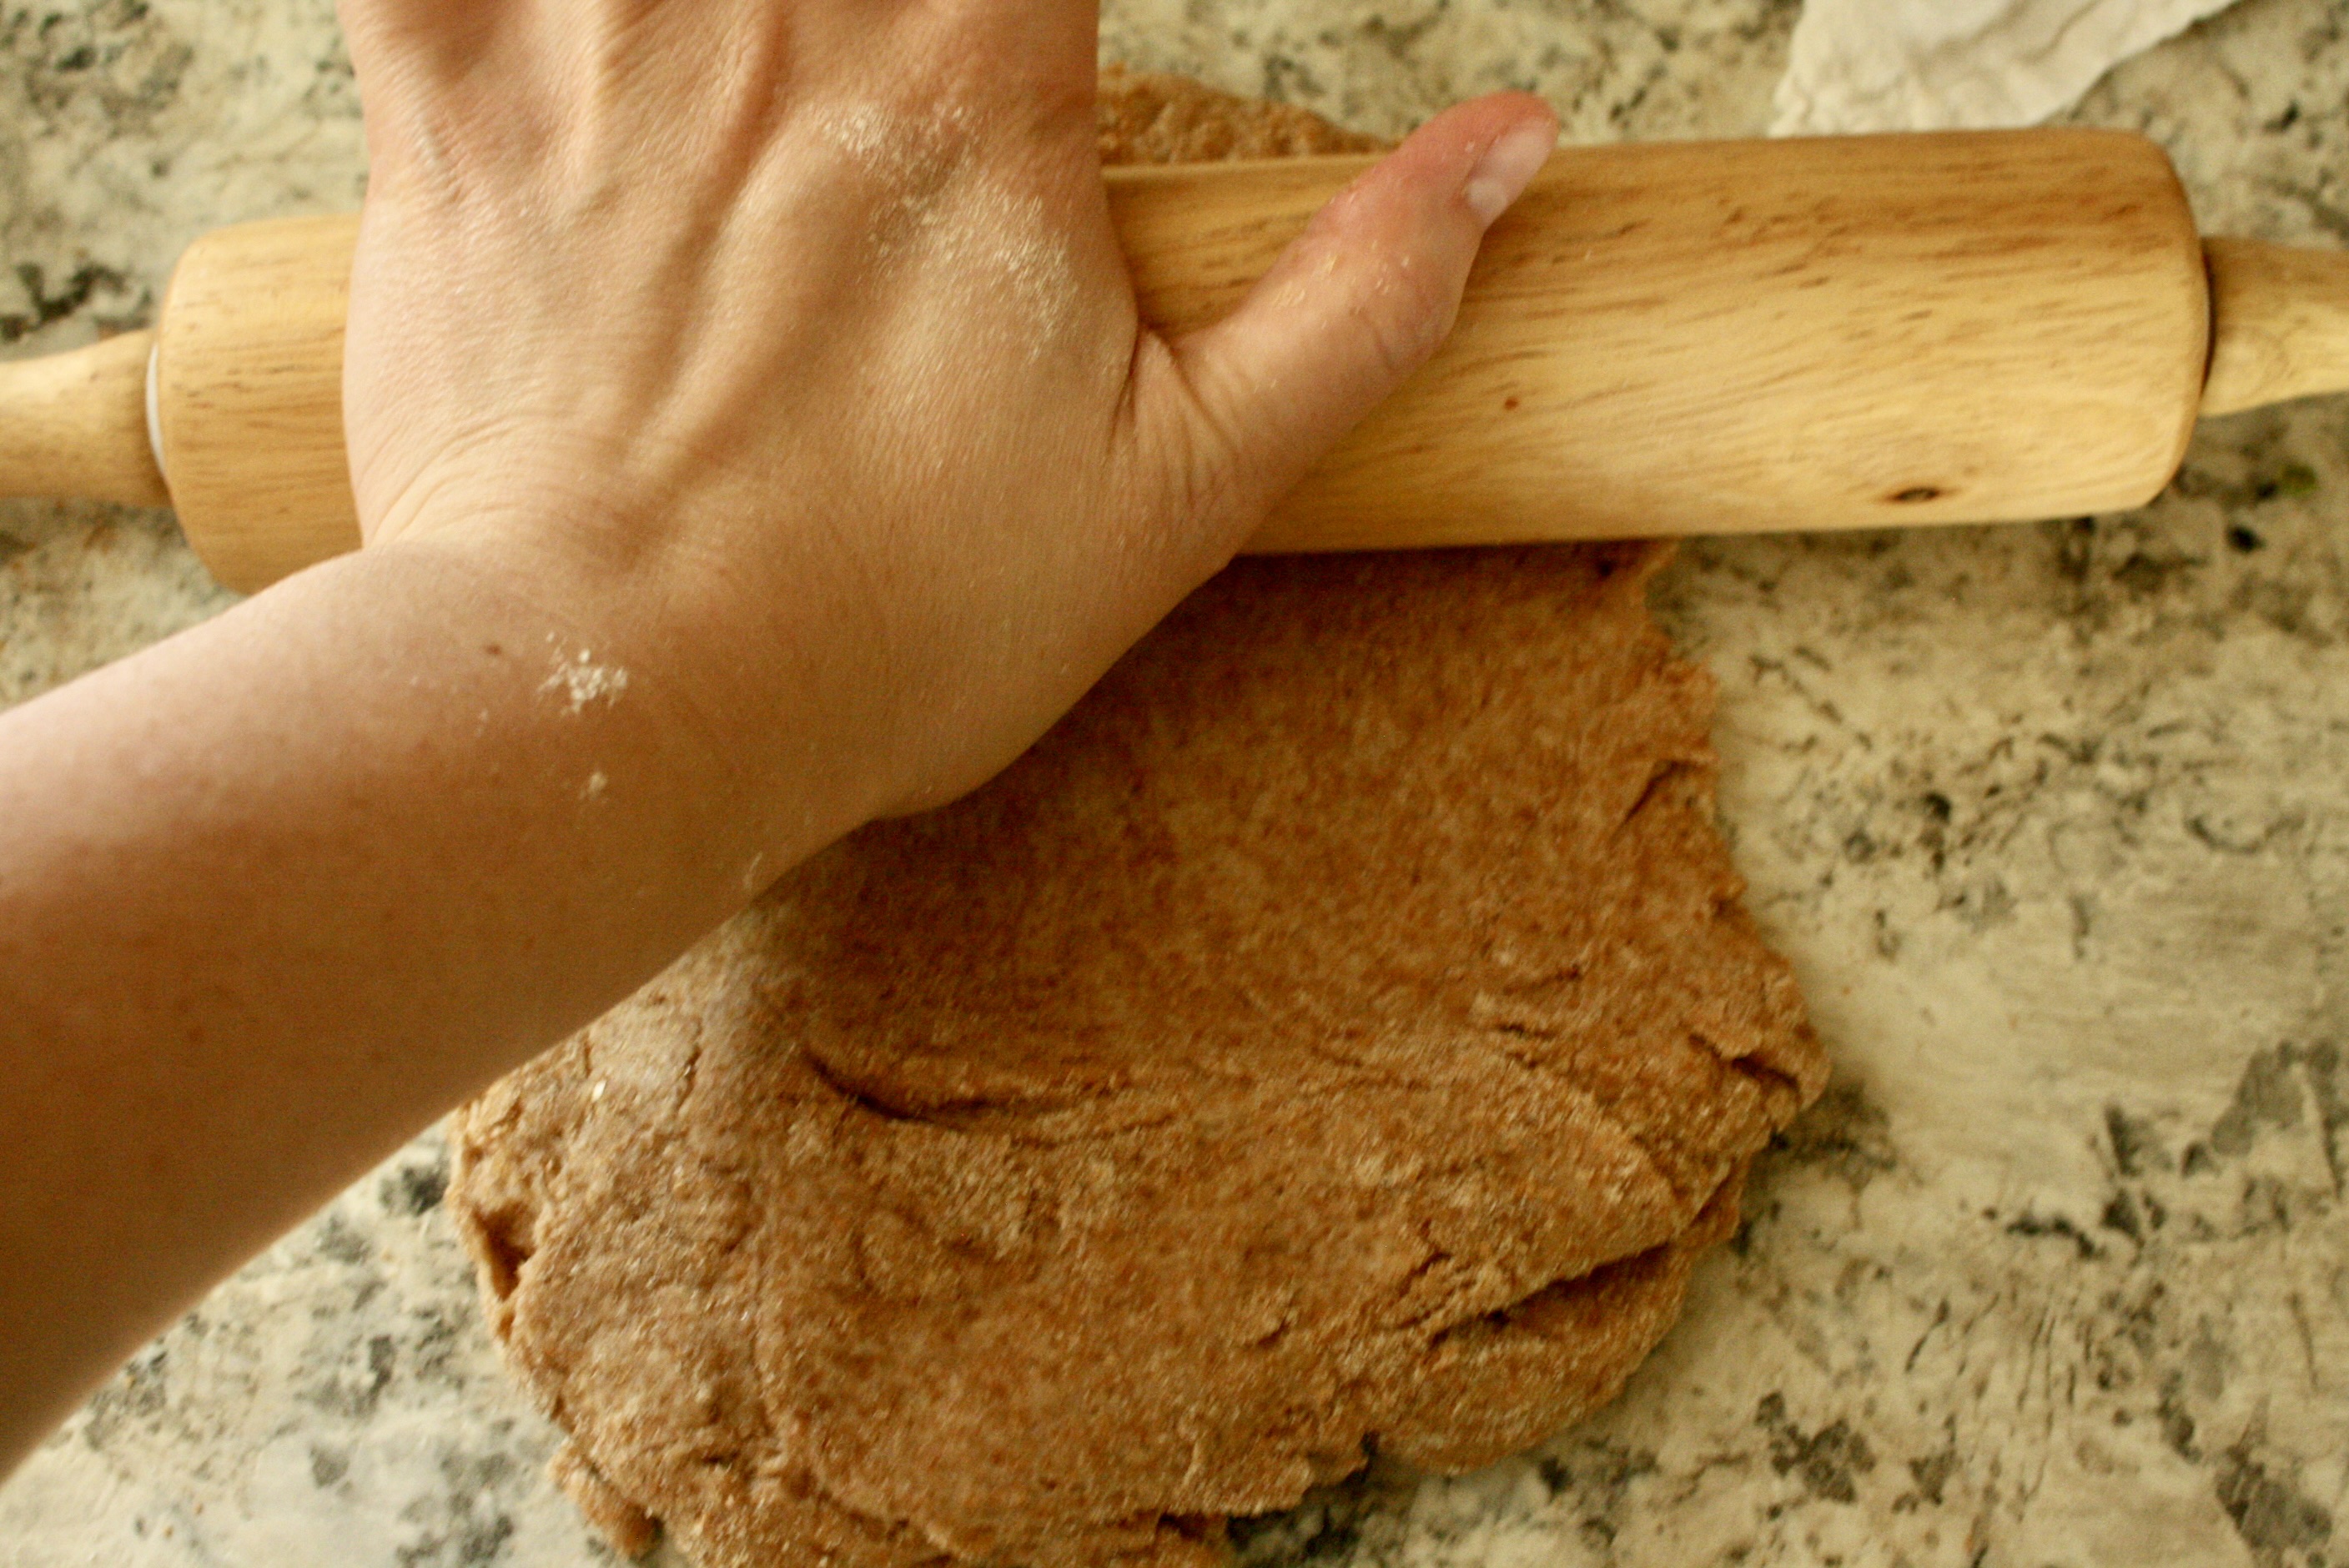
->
[1356, 292, 1448, 387]
[1168, 408, 1250, 534]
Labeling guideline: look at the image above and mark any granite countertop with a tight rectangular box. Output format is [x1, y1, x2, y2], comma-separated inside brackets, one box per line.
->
[5, 1, 2348, 1564]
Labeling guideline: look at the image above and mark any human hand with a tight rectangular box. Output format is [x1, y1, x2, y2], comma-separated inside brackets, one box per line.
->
[336, 0, 1557, 840]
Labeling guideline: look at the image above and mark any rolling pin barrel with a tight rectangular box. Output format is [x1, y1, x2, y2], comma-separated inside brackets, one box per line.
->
[8, 128, 2348, 594]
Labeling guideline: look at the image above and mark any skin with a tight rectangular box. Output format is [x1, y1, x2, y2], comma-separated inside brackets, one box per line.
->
[0, 0, 1557, 1475]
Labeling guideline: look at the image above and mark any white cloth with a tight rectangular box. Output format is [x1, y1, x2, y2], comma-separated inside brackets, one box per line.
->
[1773, 0, 2241, 135]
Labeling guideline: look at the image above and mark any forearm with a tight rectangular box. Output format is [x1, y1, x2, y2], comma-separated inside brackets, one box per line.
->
[0, 538, 848, 1468]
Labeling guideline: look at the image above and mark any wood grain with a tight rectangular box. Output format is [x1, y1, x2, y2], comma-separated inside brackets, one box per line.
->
[1115, 130, 2211, 550]
[2201, 237, 2349, 416]
[0, 329, 169, 509]
[153, 213, 360, 593]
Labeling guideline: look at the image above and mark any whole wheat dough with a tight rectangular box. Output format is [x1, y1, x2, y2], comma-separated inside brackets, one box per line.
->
[450, 74, 1827, 1568]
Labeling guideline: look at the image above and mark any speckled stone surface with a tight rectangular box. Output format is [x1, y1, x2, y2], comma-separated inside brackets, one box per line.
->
[5, 2, 2348, 1565]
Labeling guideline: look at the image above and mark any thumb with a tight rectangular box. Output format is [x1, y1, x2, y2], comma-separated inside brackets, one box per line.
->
[1154, 93, 1559, 534]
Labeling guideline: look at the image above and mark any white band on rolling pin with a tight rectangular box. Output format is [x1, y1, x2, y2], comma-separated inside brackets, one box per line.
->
[145, 339, 168, 486]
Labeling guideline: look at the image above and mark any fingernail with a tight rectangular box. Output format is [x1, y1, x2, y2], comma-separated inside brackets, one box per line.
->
[1462, 119, 1557, 224]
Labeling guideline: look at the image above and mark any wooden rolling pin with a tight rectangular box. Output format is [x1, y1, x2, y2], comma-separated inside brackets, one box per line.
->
[4, 128, 2346, 595]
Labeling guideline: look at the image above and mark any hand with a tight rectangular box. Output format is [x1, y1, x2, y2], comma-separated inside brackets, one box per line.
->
[336, 0, 1558, 837]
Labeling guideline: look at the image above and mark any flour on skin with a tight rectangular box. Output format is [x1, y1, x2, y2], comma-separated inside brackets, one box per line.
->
[541, 643, 630, 716]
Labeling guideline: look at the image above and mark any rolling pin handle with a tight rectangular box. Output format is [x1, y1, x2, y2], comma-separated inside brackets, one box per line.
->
[0, 329, 173, 510]
[2201, 238, 2349, 416]
[147, 338, 169, 488]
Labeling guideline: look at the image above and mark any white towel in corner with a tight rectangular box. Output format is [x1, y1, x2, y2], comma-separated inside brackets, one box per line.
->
[1773, 0, 2242, 135]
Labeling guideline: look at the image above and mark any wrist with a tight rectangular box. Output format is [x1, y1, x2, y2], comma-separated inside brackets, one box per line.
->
[360, 510, 878, 887]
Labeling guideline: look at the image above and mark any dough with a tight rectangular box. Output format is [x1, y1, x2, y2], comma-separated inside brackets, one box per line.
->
[1096, 64, 1384, 161]
[450, 78, 1826, 1568]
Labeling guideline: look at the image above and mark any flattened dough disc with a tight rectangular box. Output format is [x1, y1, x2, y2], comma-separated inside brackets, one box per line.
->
[452, 74, 1827, 1568]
